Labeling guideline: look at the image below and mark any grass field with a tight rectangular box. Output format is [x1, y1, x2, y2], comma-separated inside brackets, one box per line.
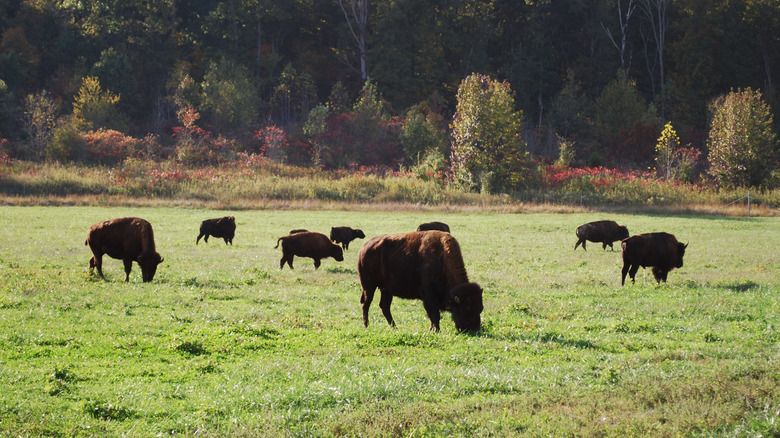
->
[0, 206, 778, 437]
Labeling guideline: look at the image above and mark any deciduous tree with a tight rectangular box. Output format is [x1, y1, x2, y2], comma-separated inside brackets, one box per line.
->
[707, 88, 778, 187]
[450, 73, 527, 193]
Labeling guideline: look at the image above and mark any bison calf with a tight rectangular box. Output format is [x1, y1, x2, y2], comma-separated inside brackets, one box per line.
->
[621, 232, 687, 285]
[330, 226, 365, 250]
[417, 221, 450, 233]
[574, 220, 629, 251]
[275, 231, 344, 269]
[196, 216, 236, 245]
[357, 230, 483, 332]
[85, 217, 164, 282]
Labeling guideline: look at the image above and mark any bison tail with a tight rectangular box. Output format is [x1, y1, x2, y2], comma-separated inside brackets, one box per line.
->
[274, 237, 283, 249]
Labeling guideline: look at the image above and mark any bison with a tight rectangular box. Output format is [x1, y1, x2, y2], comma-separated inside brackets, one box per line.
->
[85, 217, 164, 282]
[574, 220, 629, 251]
[357, 230, 483, 332]
[275, 231, 344, 269]
[330, 226, 366, 250]
[621, 232, 687, 285]
[196, 216, 236, 245]
[417, 221, 450, 233]
[289, 229, 309, 234]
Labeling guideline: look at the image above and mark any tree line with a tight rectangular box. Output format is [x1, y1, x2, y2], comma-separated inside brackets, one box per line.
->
[0, 0, 778, 189]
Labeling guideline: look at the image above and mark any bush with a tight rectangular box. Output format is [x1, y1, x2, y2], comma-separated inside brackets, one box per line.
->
[83, 129, 141, 165]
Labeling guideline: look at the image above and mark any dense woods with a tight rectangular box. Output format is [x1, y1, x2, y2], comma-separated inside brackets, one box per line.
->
[0, 0, 778, 191]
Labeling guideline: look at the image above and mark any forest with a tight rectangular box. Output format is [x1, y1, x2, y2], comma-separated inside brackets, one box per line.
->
[0, 0, 779, 192]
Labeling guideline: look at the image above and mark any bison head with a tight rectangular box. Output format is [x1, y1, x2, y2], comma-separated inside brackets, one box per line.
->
[449, 282, 484, 332]
[137, 251, 163, 282]
[675, 242, 688, 268]
[354, 229, 366, 239]
[332, 245, 344, 262]
[618, 225, 630, 240]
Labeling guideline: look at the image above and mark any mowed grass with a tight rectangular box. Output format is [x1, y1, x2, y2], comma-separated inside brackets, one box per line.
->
[0, 206, 778, 437]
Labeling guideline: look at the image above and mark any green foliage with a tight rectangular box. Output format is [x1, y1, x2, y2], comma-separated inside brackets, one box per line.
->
[450, 73, 528, 193]
[200, 60, 259, 133]
[555, 135, 576, 167]
[707, 88, 779, 188]
[353, 79, 388, 120]
[550, 70, 589, 139]
[45, 116, 85, 163]
[655, 121, 680, 180]
[399, 110, 446, 165]
[72, 76, 124, 132]
[326, 81, 350, 114]
[270, 64, 317, 125]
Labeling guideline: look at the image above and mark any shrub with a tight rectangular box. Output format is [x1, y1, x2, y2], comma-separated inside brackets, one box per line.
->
[83, 129, 141, 165]
[46, 118, 85, 163]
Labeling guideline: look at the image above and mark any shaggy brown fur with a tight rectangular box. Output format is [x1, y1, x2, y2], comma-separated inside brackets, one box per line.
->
[357, 230, 483, 332]
[275, 231, 344, 269]
[329, 226, 365, 250]
[85, 217, 163, 282]
[417, 221, 450, 233]
[574, 220, 629, 251]
[621, 232, 687, 285]
[196, 216, 236, 245]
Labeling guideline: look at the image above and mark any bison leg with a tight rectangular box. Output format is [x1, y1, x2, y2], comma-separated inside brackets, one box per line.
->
[621, 263, 630, 286]
[196, 232, 204, 244]
[280, 254, 294, 269]
[652, 267, 667, 283]
[313, 258, 321, 269]
[423, 301, 441, 332]
[89, 255, 106, 279]
[122, 258, 133, 282]
[602, 241, 609, 250]
[627, 264, 640, 284]
[574, 239, 585, 250]
[360, 287, 375, 327]
[378, 291, 396, 328]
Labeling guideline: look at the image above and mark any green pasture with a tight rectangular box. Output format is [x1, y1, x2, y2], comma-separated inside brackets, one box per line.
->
[0, 206, 778, 437]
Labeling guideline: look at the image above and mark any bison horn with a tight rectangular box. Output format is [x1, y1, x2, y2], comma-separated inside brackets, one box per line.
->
[684, 242, 688, 249]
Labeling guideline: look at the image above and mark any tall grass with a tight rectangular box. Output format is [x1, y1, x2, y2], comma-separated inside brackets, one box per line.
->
[1, 158, 779, 214]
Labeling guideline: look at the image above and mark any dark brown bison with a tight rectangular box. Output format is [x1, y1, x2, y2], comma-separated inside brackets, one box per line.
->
[330, 226, 366, 250]
[85, 217, 164, 282]
[275, 231, 344, 269]
[289, 229, 308, 234]
[417, 221, 450, 233]
[196, 216, 236, 245]
[574, 220, 629, 250]
[621, 232, 688, 285]
[357, 230, 483, 332]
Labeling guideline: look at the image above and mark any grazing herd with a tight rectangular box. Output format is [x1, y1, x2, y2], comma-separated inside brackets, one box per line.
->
[84, 215, 688, 332]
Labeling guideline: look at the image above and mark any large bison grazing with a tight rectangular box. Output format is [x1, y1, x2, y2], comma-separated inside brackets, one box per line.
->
[196, 216, 236, 245]
[621, 232, 687, 285]
[275, 231, 344, 269]
[417, 221, 450, 233]
[574, 220, 629, 251]
[357, 230, 483, 332]
[330, 226, 366, 250]
[85, 217, 164, 282]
